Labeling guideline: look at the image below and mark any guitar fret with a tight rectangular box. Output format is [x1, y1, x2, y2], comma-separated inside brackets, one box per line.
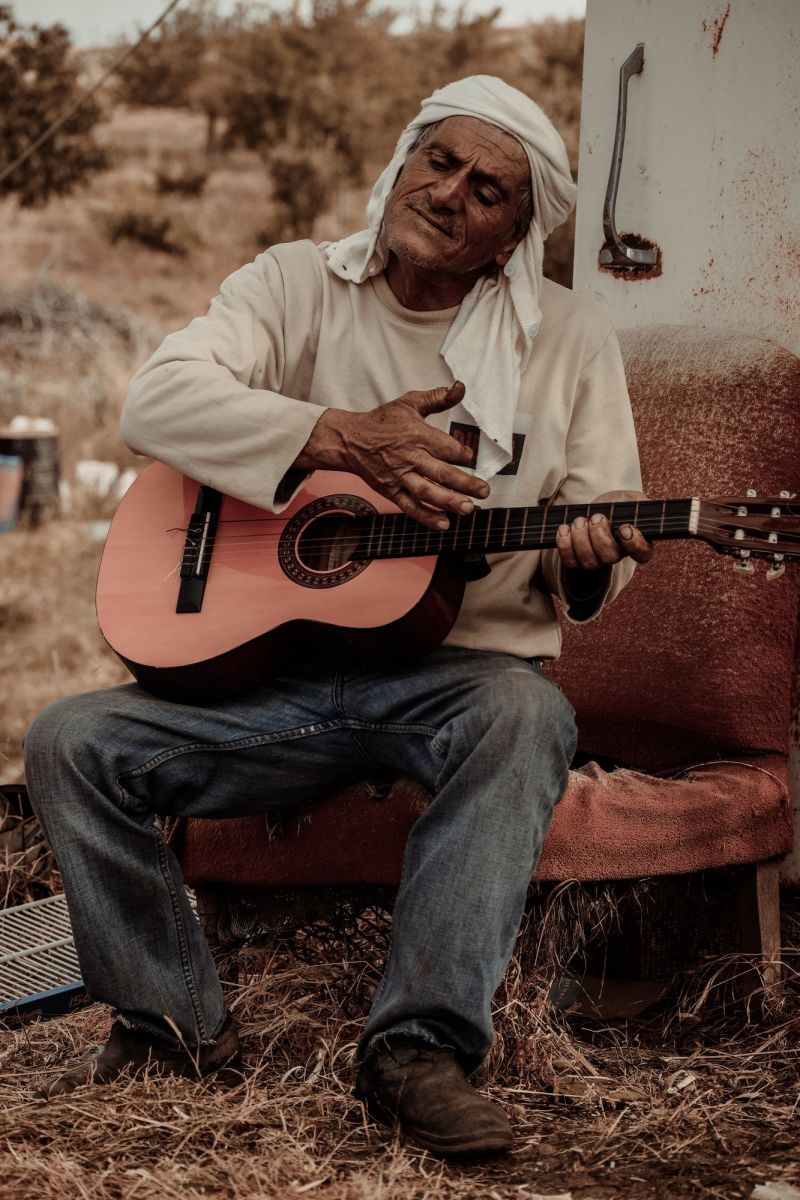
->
[363, 497, 701, 560]
[452, 513, 463, 551]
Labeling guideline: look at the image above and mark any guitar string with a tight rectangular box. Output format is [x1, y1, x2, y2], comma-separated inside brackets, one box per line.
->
[176, 515, 711, 557]
[174, 518, 799, 566]
[192, 499, 798, 526]
[176, 517, 799, 557]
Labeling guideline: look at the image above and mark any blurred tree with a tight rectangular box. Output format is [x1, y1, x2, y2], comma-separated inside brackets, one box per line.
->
[527, 18, 584, 286]
[527, 17, 584, 169]
[110, 0, 585, 275]
[0, 5, 106, 207]
[112, 2, 213, 108]
[221, 0, 397, 238]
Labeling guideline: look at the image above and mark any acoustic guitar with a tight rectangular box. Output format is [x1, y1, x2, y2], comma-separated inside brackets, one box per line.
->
[96, 462, 799, 702]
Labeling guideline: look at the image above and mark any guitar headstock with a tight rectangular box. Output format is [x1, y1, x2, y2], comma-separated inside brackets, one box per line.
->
[697, 491, 800, 579]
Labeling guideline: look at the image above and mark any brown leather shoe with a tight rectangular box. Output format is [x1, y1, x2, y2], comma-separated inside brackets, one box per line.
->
[355, 1039, 512, 1158]
[40, 1013, 242, 1098]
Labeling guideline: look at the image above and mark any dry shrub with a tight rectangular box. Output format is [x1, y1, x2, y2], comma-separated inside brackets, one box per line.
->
[106, 203, 196, 257]
[155, 156, 210, 197]
[260, 144, 337, 244]
[0, 281, 159, 481]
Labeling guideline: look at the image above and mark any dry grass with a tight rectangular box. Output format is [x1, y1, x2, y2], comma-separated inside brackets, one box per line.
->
[0, 106, 366, 333]
[0, 894, 798, 1199]
[0, 522, 130, 787]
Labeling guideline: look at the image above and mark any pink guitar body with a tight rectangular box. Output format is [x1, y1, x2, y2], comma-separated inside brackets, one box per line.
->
[98, 463, 798, 703]
[96, 463, 465, 702]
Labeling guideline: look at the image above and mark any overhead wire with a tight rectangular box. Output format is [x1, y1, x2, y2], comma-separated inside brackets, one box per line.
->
[0, 0, 186, 190]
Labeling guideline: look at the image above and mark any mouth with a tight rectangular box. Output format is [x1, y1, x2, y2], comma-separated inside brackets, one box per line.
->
[406, 202, 456, 239]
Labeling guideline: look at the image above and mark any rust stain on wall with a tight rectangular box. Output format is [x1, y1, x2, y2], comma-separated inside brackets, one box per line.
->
[702, 4, 731, 58]
[598, 233, 663, 280]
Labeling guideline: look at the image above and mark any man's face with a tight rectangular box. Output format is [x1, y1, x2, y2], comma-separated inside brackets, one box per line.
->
[383, 116, 531, 278]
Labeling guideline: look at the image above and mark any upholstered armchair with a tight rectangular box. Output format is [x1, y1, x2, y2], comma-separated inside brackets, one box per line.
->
[169, 325, 799, 996]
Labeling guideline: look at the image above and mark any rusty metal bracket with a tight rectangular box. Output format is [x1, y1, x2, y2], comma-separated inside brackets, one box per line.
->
[599, 43, 659, 269]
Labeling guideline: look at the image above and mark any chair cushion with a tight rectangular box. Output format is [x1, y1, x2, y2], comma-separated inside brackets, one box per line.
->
[547, 326, 800, 771]
[171, 754, 792, 888]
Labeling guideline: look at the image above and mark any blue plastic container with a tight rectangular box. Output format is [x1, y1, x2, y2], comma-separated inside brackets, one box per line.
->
[0, 454, 22, 531]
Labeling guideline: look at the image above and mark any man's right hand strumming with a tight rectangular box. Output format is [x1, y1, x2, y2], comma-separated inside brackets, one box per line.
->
[294, 380, 491, 530]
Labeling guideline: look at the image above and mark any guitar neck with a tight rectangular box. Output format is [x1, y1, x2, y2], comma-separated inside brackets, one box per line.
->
[352, 498, 697, 560]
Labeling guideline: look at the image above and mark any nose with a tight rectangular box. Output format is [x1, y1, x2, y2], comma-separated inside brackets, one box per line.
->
[428, 168, 468, 211]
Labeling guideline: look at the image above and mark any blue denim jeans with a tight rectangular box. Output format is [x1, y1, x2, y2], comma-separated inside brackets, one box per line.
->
[23, 646, 576, 1072]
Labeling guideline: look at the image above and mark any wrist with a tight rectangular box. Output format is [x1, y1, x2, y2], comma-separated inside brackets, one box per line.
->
[294, 408, 351, 472]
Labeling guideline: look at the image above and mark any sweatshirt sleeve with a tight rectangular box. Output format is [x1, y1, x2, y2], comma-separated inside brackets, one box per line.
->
[539, 325, 643, 622]
[120, 250, 327, 512]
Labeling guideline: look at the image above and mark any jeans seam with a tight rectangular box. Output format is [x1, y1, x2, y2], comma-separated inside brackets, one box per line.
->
[152, 820, 209, 1040]
[120, 722, 344, 779]
[343, 721, 441, 771]
[358, 824, 412, 1054]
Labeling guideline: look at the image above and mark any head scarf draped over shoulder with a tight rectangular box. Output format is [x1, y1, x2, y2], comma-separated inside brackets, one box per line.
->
[324, 75, 577, 480]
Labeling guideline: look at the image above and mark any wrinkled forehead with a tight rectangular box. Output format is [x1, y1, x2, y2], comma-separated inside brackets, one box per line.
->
[417, 115, 530, 189]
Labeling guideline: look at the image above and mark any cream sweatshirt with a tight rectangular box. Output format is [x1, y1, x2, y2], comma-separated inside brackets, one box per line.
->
[121, 239, 642, 662]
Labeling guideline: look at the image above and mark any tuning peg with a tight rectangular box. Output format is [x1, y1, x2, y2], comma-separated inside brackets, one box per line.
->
[746, 489, 757, 498]
[733, 559, 756, 575]
[766, 551, 786, 582]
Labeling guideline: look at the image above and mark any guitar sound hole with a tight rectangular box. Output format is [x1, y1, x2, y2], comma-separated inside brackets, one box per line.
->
[278, 493, 375, 589]
[297, 514, 357, 571]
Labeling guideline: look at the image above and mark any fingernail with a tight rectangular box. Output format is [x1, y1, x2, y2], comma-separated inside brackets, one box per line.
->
[478, 484, 490, 497]
[558, 524, 570, 537]
[590, 512, 604, 525]
[574, 517, 586, 530]
[620, 524, 633, 539]
[437, 518, 449, 530]
[460, 500, 474, 514]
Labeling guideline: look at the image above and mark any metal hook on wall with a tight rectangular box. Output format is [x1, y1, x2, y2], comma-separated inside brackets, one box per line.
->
[599, 43, 661, 273]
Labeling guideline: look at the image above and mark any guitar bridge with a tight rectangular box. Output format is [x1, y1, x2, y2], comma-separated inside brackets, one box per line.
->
[177, 485, 223, 613]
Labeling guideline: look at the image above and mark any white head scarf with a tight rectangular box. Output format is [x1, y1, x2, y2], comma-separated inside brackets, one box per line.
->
[324, 75, 577, 480]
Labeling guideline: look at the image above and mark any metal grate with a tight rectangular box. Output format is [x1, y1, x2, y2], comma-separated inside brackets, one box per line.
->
[0, 891, 199, 1022]
[0, 894, 84, 1019]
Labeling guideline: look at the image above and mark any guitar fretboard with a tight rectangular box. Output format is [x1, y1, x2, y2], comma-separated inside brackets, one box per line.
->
[352, 499, 695, 560]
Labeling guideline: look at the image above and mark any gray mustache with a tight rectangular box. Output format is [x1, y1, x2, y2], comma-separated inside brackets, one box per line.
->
[406, 197, 458, 237]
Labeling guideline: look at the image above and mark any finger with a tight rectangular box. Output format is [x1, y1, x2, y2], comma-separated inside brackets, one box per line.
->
[618, 524, 654, 564]
[393, 488, 450, 531]
[555, 522, 579, 569]
[568, 516, 601, 570]
[418, 452, 490, 499]
[587, 513, 623, 565]
[426, 428, 479, 468]
[408, 380, 466, 418]
[407, 471, 484, 517]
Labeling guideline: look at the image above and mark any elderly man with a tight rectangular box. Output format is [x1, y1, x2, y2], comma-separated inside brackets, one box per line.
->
[24, 76, 650, 1155]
